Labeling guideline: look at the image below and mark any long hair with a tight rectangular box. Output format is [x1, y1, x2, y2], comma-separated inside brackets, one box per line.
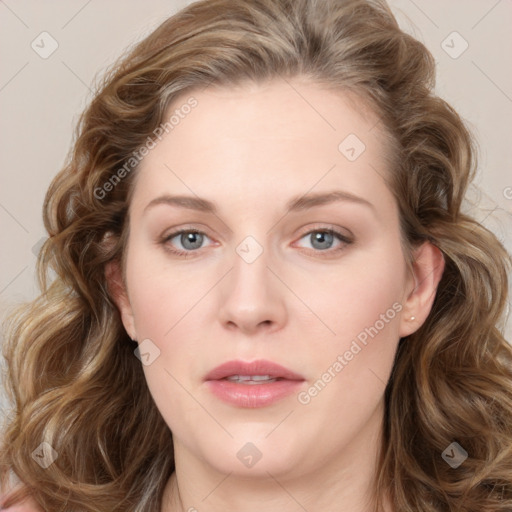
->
[1, 0, 511, 510]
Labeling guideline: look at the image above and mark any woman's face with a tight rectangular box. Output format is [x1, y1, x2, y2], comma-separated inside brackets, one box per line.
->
[113, 78, 435, 481]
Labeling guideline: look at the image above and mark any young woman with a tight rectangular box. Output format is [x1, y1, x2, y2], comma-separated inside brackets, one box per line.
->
[1, 0, 511, 510]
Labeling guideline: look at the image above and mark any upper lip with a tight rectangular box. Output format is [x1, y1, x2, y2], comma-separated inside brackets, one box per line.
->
[204, 359, 305, 381]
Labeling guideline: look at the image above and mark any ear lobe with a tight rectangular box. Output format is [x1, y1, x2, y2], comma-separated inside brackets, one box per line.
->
[105, 260, 136, 340]
[399, 241, 445, 337]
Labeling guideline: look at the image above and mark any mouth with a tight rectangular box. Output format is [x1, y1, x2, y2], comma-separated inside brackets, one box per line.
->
[204, 359, 305, 408]
[204, 359, 305, 382]
[223, 375, 284, 384]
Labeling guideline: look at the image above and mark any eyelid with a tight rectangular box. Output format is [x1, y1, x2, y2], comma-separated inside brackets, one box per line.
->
[295, 223, 353, 242]
[160, 223, 214, 241]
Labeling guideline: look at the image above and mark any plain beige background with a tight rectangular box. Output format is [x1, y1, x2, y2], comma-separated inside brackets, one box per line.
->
[1, 0, 511, 416]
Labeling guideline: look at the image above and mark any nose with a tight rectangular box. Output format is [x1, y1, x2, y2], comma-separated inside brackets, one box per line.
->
[217, 240, 287, 336]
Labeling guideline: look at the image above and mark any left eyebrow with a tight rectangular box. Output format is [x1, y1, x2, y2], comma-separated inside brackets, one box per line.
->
[285, 190, 376, 214]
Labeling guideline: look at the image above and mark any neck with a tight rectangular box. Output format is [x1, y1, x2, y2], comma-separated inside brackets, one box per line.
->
[160, 401, 393, 512]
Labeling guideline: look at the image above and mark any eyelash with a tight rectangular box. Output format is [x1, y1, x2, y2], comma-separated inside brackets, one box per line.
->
[160, 226, 353, 259]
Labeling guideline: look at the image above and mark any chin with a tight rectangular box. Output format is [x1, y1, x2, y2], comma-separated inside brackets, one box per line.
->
[196, 433, 305, 478]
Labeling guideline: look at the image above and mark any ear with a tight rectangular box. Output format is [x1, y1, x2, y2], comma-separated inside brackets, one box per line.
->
[105, 260, 137, 340]
[399, 241, 445, 337]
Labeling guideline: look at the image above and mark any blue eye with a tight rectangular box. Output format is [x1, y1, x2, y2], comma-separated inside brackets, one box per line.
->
[164, 230, 210, 254]
[309, 231, 334, 251]
[294, 228, 352, 254]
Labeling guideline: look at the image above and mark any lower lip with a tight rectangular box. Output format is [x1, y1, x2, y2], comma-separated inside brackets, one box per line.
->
[205, 379, 304, 408]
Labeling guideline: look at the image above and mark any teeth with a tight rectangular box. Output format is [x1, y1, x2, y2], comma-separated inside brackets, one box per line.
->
[226, 375, 278, 384]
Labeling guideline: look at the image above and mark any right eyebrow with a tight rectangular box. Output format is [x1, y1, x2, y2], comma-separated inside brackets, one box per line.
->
[143, 195, 217, 215]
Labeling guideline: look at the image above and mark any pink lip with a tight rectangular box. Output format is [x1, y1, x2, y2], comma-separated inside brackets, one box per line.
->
[204, 359, 305, 408]
[204, 359, 304, 381]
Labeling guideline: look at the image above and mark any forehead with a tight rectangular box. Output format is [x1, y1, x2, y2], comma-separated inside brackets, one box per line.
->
[166, 78, 382, 145]
[131, 78, 395, 218]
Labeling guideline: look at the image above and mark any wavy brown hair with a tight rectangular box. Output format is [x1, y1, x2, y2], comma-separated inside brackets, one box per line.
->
[1, 0, 511, 510]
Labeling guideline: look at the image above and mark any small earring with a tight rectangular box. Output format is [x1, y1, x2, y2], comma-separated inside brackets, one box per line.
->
[410, 316, 416, 321]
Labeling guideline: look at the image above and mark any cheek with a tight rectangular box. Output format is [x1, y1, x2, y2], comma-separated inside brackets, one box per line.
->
[124, 244, 211, 391]
[125, 253, 203, 431]
[300, 264, 405, 427]
[295, 241, 406, 406]
[126, 246, 207, 340]
[302, 240, 407, 346]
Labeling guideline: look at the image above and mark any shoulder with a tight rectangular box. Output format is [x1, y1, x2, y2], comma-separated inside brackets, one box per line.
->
[2, 506, 40, 512]
[0, 493, 43, 512]
[1, 473, 44, 512]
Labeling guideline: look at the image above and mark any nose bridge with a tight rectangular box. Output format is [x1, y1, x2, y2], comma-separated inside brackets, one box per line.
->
[217, 230, 286, 333]
[230, 232, 273, 302]
[232, 236, 269, 295]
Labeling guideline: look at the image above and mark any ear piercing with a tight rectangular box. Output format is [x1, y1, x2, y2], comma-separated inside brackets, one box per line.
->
[410, 316, 415, 321]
